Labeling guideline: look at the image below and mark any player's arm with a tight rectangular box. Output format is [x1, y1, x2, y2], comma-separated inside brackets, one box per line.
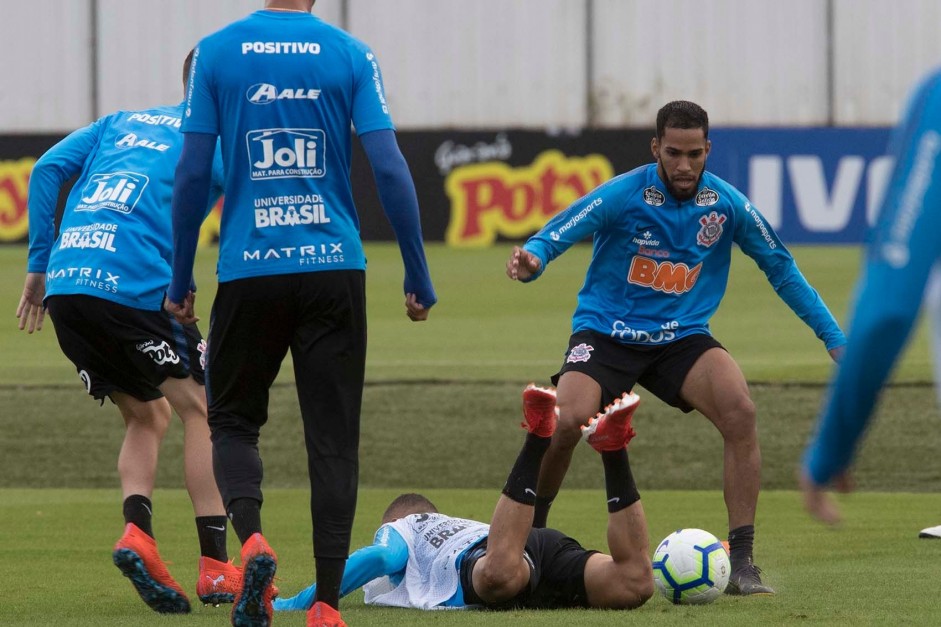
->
[803, 73, 941, 492]
[513, 181, 618, 282]
[273, 526, 409, 612]
[359, 129, 436, 318]
[732, 200, 846, 353]
[168, 132, 216, 319]
[18, 119, 105, 332]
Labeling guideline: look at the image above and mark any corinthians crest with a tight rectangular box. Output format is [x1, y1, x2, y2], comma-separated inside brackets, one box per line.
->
[696, 211, 726, 247]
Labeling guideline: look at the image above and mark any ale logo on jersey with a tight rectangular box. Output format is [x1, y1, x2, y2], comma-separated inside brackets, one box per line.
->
[246, 83, 321, 105]
[75, 171, 149, 214]
[247, 128, 326, 180]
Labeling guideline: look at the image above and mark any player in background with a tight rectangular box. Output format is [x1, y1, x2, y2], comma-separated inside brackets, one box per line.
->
[166, 2, 436, 626]
[801, 67, 941, 537]
[506, 100, 846, 596]
[272, 386, 653, 613]
[15, 52, 237, 614]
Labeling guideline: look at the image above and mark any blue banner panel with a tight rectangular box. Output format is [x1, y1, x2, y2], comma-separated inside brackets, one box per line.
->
[707, 128, 893, 244]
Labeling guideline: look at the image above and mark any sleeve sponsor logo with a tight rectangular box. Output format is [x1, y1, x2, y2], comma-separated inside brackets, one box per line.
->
[365, 52, 389, 114]
[643, 186, 665, 206]
[549, 196, 602, 241]
[76, 172, 149, 214]
[627, 256, 702, 294]
[241, 41, 320, 55]
[445, 149, 613, 247]
[246, 128, 325, 180]
[746, 202, 777, 250]
[696, 211, 726, 247]
[246, 83, 321, 105]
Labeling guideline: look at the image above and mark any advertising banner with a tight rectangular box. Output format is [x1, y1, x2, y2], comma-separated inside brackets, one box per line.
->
[0, 128, 893, 246]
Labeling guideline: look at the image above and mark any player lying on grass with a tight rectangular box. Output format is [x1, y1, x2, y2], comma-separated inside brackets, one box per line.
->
[274, 385, 654, 613]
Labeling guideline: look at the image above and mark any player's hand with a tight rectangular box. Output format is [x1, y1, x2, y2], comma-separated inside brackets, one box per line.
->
[506, 246, 541, 281]
[405, 293, 429, 322]
[16, 272, 47, 334]
[828, 345, 845, 363]
[164, 291, 199, 324]
[799, 469, 854, 525]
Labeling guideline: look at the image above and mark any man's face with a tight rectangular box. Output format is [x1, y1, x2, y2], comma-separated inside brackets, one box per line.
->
[651, 126, 711, 201]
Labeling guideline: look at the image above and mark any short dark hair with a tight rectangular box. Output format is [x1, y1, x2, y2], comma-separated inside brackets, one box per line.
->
[183, 49, 195, 87]
[382, 493, 438, 524]
[656, 100, 709, 140]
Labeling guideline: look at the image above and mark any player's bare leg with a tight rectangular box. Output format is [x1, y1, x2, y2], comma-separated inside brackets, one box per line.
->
[160, 376, 224, 516]
[680, 348, 773, 595]
[114, 392, 171, 499]
[533, 372, 602, 526]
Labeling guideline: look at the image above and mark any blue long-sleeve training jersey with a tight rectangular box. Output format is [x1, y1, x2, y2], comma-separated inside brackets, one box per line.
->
[804, 68, 941, 485]
[170, 9, 435, 306]
[523, 163, 846, 350]
[26, 104, 223, 310]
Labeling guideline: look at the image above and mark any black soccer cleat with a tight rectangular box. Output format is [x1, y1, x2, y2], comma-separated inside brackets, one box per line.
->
[725, 562, 775, 596]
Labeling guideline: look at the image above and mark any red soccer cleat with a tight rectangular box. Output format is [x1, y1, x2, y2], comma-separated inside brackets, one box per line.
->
[112, 523, 191, 614]
[307, 601, 347, 627]
[521, 383, 558, 437]
[581, 392, 640, 452]
[198, 556, 241, 606]
[231, 533, 278, 627]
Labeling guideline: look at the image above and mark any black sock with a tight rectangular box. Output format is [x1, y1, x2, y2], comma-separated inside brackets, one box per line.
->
[123, 495, 154, 537]
[532, 495, 555, 529]
[601, 448, 640, 513]
[314, 557, 345, 609]
[227, 498, 262, 545]
[728, 524, 755, 569]
[501, 433, 551, 505]
[195, 516, 229, 562]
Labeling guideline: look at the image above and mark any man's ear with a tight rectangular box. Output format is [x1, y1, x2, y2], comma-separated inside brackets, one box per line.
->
[650, 137, 660, 161]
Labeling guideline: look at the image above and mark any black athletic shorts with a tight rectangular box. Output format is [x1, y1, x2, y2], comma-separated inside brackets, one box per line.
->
[461, 528, 599, 609]
[551, 330, 724, 412]
[46, 295, 205, 403]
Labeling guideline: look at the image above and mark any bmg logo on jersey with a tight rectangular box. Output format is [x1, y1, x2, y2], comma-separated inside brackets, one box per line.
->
[76, 171, 149, 214]
[247, 129, 325, 180]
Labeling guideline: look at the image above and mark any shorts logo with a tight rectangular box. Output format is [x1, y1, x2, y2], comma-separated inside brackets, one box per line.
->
[137, 340, 180, 366]
[79, 369, 92, 393]
[246, 128, 325, 180]
[566, 343, 594, 363]
[76, 172, 149, 214]
[696, 211, 727, 248]
[246, 83, 321, 105]
[643, 186, 665, 206]
[695, 187, 719, 206]
[197, 339, 208, 370]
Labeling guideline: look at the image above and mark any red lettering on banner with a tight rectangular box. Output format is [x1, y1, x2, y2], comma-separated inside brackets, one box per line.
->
[445, 150, 613, 247]
[0, 158, 34, 242]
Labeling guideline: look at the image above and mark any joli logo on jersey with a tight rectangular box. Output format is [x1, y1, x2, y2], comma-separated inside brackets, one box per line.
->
[76, 172, 149, 214]
[247, 129, 326, 180]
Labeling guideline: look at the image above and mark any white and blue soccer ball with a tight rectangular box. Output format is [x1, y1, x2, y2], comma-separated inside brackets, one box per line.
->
[652, 528, 730, 605]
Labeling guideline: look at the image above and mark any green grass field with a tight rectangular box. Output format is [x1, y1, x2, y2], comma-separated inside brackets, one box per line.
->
[2, 243, 941, 625]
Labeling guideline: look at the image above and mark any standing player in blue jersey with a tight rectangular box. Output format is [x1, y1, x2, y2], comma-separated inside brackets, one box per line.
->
[166, 2, 436, 626]
[272, 386, 653, 614]
[15, 53, 241, 614]
[507, 100, 846, 596]
[801, 68, 941, 533]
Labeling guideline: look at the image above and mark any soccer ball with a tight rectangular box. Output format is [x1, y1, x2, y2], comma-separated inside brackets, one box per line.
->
[652, 528, 730, 605]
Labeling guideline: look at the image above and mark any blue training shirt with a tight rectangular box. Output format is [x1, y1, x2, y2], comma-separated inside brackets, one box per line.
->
[181, 10, 395, 283]
[27, 104, 223, 311]
[523, 163, 846, 350]
[804, 68, 941, 485]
